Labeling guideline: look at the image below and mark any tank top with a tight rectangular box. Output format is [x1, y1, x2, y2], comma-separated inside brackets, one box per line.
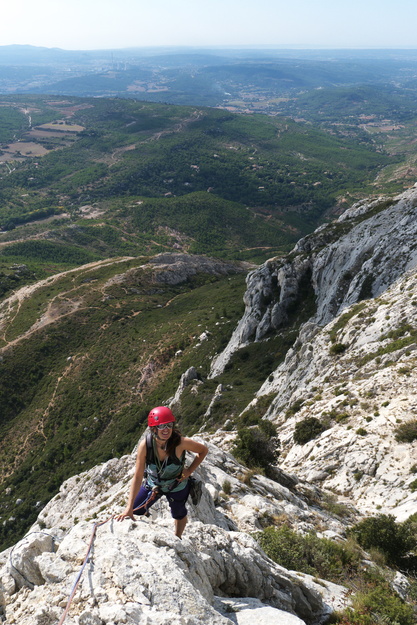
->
[146, 439, 187, 493]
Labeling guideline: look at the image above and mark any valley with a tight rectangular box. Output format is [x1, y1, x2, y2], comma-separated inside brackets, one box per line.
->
[1, 49, 417, 624]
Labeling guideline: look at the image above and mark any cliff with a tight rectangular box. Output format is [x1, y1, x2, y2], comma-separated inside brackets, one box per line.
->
[210, 186, 417, 377]
[207, 186, 417, 521]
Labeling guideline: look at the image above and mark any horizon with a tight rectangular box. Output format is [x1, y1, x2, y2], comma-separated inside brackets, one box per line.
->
[2, 43, 417, 55]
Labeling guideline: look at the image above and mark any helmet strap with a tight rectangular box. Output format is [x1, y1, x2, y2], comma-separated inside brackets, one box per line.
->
[151, 427, 168, 446]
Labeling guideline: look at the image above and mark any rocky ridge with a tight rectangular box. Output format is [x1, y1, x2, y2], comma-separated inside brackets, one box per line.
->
[206, 187, 417, 522]
[256, 264, 417, 521]
[210, 186, 417, 377]
[0, 442, 350, 625]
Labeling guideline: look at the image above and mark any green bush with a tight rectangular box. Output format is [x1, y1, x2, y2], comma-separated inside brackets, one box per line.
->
[285, 398, 305, 418]
[232, 425, 278, 474]
[293, 417, 328, 445]
[330, 343, 347, 355]
[355, 428, 368, 436]
[348, 514, 415, 568]
[256, 525, 361, 583]
[337, 585, 415, 625]
[258, 419, 278, 438]
[394, 420, 417, 443]
[222, 479, 232, 495]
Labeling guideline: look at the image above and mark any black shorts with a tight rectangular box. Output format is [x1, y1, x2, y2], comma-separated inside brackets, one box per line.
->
[133, 481, 191, 520]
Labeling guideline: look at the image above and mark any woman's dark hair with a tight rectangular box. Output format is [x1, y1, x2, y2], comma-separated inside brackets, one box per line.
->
[150, 426, 182, 457]
[166, 428, 181, 456]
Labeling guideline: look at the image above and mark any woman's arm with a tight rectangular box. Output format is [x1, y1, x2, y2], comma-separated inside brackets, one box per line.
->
[116, 439, 147, 521]
[179, 437, 208, 480]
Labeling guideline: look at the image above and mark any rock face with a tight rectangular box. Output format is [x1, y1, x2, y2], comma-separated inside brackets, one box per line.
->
[206, 187, 417, 522]
[210, 187, 417, 377]
[0, 442, 349, 625]
[255, 265, 417, 520]
[149, 253, 250, 285]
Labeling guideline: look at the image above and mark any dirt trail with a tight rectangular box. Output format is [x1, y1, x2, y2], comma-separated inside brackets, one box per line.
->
[108, 110, 203, 165]
[0, 229, 59, 249]
[0, 257, 135, 350]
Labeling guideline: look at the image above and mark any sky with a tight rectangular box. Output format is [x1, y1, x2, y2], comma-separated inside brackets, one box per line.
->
[1, 0, 417, 51]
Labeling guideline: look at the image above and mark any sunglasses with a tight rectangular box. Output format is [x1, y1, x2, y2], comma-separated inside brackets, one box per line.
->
[157, 422, 174, 430]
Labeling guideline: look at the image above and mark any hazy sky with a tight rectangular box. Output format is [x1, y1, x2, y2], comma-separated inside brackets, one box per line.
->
[2, 0, 417, 50]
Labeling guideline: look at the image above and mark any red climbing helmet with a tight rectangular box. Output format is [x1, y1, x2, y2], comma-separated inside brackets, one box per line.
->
[148, 406, 176, 427]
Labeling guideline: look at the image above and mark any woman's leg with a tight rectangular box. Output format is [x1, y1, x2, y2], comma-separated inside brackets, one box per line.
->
[174, 516, 187, 539]
[166, 481, 190, 538]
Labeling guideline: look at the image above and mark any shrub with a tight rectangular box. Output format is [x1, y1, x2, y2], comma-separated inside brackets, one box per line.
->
[285, 398, 305, 418]
[349, 585, 414, 625]
[222, 479, 232, 495]
[409, 479, 417, 492]
[394, 420, 417, 443]
[232, 425, 279, 474]
[293, 417, 327, 445]
[330, 343, 347, 355]
[258, 419, 278, 438]
[348, 514, 415, 568]
[255, 525, 361, 584]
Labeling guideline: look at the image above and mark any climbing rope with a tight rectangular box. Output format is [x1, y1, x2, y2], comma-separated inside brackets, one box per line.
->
[7, 488, 161, 625]
[56, 487, 161, 625]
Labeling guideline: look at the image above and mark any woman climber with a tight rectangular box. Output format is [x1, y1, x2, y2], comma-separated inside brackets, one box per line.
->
[116, 406, 208, 538]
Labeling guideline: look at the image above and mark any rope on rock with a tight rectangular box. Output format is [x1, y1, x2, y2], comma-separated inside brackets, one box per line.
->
[56, 487, 161, 625]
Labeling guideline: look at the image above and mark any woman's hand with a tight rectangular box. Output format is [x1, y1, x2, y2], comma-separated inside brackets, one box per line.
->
[115, 506, 135, 521]
[179, 467, 193, 481]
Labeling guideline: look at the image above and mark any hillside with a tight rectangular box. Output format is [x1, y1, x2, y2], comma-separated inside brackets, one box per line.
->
[2, 185, 417, 624]
[0, 94, 397, 274]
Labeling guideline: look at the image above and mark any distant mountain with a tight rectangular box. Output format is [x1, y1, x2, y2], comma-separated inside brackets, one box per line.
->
[0, 44, 94, 65]
[2, 45, 417, 115]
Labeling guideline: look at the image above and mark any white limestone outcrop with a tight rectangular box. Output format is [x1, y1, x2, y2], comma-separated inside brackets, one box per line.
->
[1, 442, 350, 625]
[252, 266, 417, 520]
[210, 187, 417, 377]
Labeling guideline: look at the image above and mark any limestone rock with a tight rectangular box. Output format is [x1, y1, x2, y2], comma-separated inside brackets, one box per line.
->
[214, 597, 307, 624]
[0, 442, 337, 625]
[254, 266, 417, 519]
[169, 366, 201, 408]
[210, 187, 417, 377]
[149, 253, 248, 285]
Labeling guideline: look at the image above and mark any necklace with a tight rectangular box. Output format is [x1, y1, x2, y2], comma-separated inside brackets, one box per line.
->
[152, 438, 168, 475]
